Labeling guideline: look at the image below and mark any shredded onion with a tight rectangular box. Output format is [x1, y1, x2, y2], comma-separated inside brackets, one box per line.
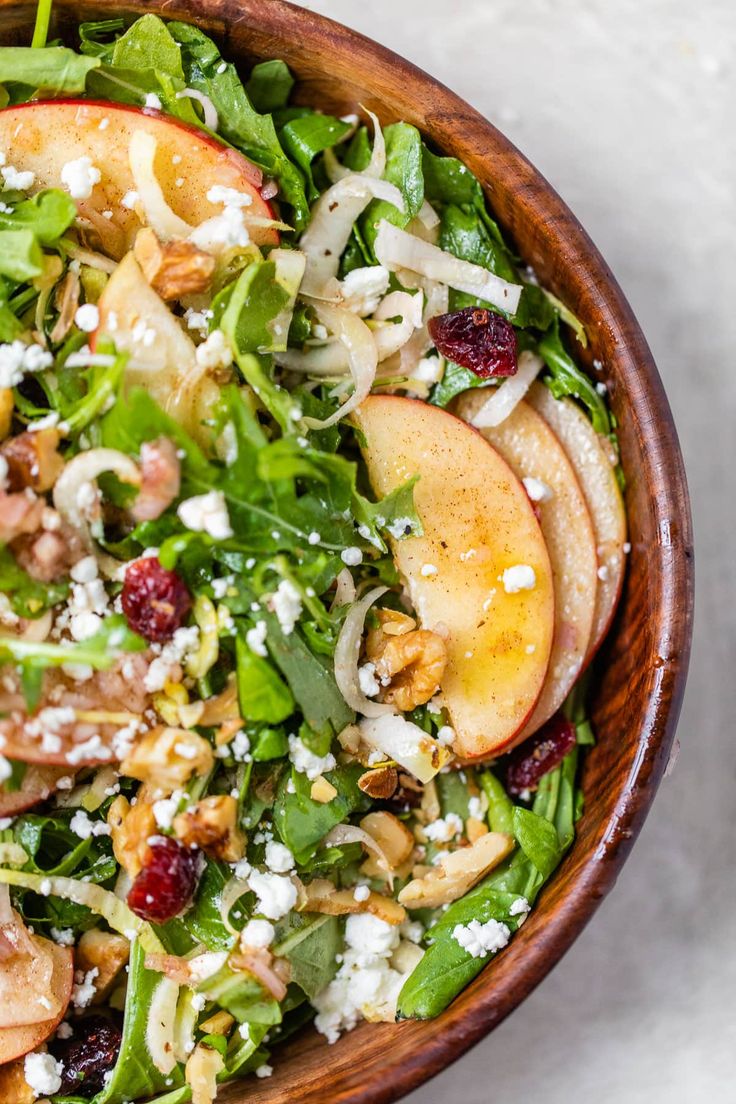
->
[324, 824, 394, 887]
[417, 199, 440, 231]
[65, 243, 117, 274]
[400, 278, 449, 383]
[147, 976, 180, 1075]
[129, 130, 192, 240]
[358, 714, 452, 783]
[331, 567, 357, 610]
[218, 876, 251, 936]
[173, 988, 199, 1064]
[176, 88, 219, 131]
[0, 868, 163, 952]
[300, 303, 378, 429]
[53, 447, 140, 558]
[334, 585, 395, 718]
[374, 220, 522, 315]
[469, 350, 544, 428]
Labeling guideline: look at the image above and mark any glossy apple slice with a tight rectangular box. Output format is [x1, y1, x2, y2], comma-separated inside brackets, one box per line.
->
[353, 395, 555, 760]
[94, 252, 218, 446]
[456, 392, 598, 736]
[527, 382, 627, 658]
[0, 99, 278, 257]
[0, 765, 71, 817]
[0, 939, 73, 1064]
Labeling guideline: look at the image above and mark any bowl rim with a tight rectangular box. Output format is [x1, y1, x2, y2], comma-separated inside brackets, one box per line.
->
[0, 0, 695, 1099]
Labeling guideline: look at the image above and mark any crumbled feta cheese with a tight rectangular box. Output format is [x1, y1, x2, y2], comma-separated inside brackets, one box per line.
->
[340, 547, 363, 567]
[436, 724, 455, 747]
[420, 563, 438, 577]
[190, 993, 206, 1012]
[423, 812, 463, 842]
[240, 918, 275, 948]
[410, 354, 444, 388]
[24, 1052, 63, 1097]
[121, 189, 139, 209]
[144, 92, 163, 110]
[245, 619, 268, 657]
[50, 927, 75, 946]
[467, 795, 487, 821]
[190, 205, 250, 253]
[452, 918, 510, 958]
[72, 966, 99, 1008]
[207, 185, 253, 208]
[61, 156, 101, 200]
[56, 1021, 74, 1039]
[70, 555, 98, 584]
[69, 809, 111, 839]
[194, 328, 233, 370]
[0, 339, 52, 389]
[353, 884, 370, 902]
[358, 662, 380, 698]
[501, 564, 536, 593]
[247, 869, 298, 921]
[74, 303, 100, 332]
[522, 476, 553, 503]
[255, 1065, 273, 1079]
[152, 791, 184, 831]
[2, 165, 35, 190]
[264, 840, 295, 873]
[385, 516, 416, 539]
[509, 896, 531, 917]
[308, 530, 321, 545]
[339, 265, 390, 316]
[288, 734, 336, 781]
[187, 951, 228, 983]
[177, 490, 233, 540]
[0, 755, 13, 782]
[270, 579, 302, 635]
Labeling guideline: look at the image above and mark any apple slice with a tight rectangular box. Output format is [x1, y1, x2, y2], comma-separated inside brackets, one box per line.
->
[0, 766, 71, 817]
[353, 395, 554, 760]
[456, 392, 598, 737]
[0, 939, 73, 1064]
[0, 99, 278, 258]
[527, 382, 627, 658]
[95, 252, 218, 446]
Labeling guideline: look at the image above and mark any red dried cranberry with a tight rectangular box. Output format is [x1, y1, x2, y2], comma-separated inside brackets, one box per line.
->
[121, 556, 192, 642]
[127, 836, 199, 923]
[428, 306, 517, 378]
[504, 713, 577, 796]
[54, 1014, 122, 1097]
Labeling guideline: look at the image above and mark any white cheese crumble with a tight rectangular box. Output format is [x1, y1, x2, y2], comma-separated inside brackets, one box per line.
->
[194, 328, 233, 370]
[522, 476, 553, 503]
[509, 896, 531, 917]
[501, 564, 536, 593]
[288, 734, 336, 781]
[423, 812, 463, 842]
[2, 165, 35, 190]
[74, 303, 100, 332]
[69, 809, 111, 839]
[353, 884, 370, 902]
[270, 579, 302, 635]
[420, 563, 438, 577]
[264, 840, 295, 873]
[452, 918, 510, 958]
[436, 724, 455, 747]
[121, 189, 139, 209]
[358, 662, 380, 698]
[339, 265, 390, 316]
[24, 1052, 63, 1097]
[72, 966, 99, 1008]
[240, 918, 275, 948]
[245, 619, 268, 657]
[152, 790, 184, 831]
[144, 92, 163, 110]
[61, 156, 101, 200]
[255, 1065, 273, 1079]
[0, 339, 52, 388]
[340, 547, 362, 567]
[247, 869, 298, 921]
[177, 490, 233, 540]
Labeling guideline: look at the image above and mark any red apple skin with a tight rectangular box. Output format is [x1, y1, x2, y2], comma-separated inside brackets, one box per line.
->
[0, 766, 71, 817]
[0, 941, 73, 1065]
[0, 99, 278, 257]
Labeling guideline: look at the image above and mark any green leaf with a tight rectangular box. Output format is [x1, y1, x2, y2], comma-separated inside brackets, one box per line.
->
[0, 229, 43, 281]
[245, 59, 294, 113]
[0, 46, 100, 92]
[538, 317, 611, 434]
[512, 806, 561, 879]
[199, 962, 281, 1026]
[0, 546, 68, 619]
[281, 113, 351, 201]
[273, 764, 370, 863]
[0, 614, 145, 674]
[479, 771, 514, 835]
[277, 913, 341, 999]
[429, 360, 488, 409]
[96, 941, 185, 1103]
[161, 859, 235, 954]
[361, 122, 424, 254]
[111, 14, 185, 78]
[236, 634, 295, 724]
[0, 190, 76, 244]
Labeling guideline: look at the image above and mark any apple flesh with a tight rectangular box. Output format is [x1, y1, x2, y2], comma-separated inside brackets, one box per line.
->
[0, 766, 70, 817]
[527, 382, 627, 659]
[0, 99, 278, 258]
[0, 939, 73, 1064]
[353, 395, 555, 760]
[456, 392, 598, 737]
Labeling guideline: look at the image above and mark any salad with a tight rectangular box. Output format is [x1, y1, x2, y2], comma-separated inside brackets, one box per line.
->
[0, 2, 628, 1101]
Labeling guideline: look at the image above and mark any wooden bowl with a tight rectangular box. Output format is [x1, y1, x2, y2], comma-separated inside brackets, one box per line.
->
[0, 1, 694, 1100]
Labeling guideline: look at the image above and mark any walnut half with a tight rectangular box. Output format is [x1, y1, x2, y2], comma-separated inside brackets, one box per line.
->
[134, 227, 215, 301]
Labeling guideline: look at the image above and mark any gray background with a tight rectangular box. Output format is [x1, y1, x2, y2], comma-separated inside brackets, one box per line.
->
[302, 1, 733, 1099]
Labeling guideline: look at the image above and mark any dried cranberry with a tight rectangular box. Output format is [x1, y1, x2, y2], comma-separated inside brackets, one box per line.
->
[54, 1014, 122, 1097]
[121, 556, 191, 642]
[428, 307, 517, 377]
[504, 713, 577, 796]
[127, 836, 199, 923]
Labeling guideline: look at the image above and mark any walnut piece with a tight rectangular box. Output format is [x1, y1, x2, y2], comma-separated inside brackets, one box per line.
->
[1, 428, 64, 493]
[76, 928, 130, 1002]
[134, 227, 215, 301]
[301, 878, 406, 925]
[173, 795, 245, 862]
[366, 619, 447, 712]
[108, 794, 156, 879]
[360, 810, 414, 873]
[398, 831, 514, 909]
[120, 726, 214, 793]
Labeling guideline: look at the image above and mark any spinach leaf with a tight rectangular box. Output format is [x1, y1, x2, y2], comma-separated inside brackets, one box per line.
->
[276, 913, 341, 999]
[361, 122, 424, 254]
[429, 361, 488, 408]
[0, 229, 43, 281]
[512, 806, 562, 879]
[245, 59, 294, 113]
[160, 859, 235, 954]
[199, 962, 281, 1026]
[95, 942, 185, 1103]
[280, 114, 352, 201]
[273, 764, 370, 863]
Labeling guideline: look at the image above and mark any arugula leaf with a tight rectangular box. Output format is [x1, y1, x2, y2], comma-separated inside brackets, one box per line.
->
[0, 546, 68, 618]
[273, 764, 370, 863]
[0, 46, 100, 93]
[0, 614, 144, 672]
[538, 317, 611, 434]
[236, 634, 295, 724]
[429, 361, 488, 408]
[0, 190, 76, 244]
[166, 21, 309, 229]
[0, 229, 43, 281]
[161, 859, 235, 954]
[95, 942, 185, 1104]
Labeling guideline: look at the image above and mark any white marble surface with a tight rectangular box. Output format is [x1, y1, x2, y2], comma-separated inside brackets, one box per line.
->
[301, 2, 733, 1099]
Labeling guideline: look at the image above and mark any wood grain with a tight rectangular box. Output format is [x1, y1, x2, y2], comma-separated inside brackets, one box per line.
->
[0, 2, 695, 1101]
